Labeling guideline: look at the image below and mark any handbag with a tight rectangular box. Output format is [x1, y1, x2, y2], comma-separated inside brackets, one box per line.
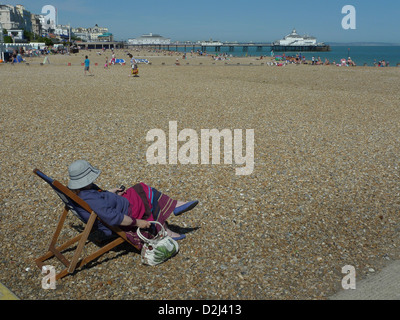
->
[136, 221, 179, 266]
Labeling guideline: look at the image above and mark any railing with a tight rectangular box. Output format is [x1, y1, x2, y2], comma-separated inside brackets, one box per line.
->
[0, 43, 33, 50]
[126, 42, 273, 47]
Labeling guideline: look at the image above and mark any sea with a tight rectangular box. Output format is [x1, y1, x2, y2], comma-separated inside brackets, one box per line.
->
[172, 45, 400, 67]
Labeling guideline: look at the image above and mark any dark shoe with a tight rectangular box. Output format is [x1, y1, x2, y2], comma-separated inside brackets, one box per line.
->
[173, 200, 199, 216]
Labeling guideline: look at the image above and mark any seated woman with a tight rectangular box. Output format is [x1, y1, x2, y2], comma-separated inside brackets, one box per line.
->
[67, 160, 198, 248]
[347, 57, 356, 66]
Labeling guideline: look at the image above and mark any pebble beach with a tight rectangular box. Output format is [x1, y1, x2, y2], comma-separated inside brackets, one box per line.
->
[1, 49, 400, 300]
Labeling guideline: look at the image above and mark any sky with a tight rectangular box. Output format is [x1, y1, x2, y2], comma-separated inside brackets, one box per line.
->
[1, 0, 400, 43]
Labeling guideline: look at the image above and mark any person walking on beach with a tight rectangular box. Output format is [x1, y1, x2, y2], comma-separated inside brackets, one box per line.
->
[84, 55, 93, 76]
[131, 59, 139, 76]
[111, 52, 116, 65]
[128, 53, 139, 77]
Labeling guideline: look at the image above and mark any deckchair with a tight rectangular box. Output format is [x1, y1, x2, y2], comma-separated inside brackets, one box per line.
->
[33, 169, 139, 280]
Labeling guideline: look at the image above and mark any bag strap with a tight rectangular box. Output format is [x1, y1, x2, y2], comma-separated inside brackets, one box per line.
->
[137, 221, 165, 243]
[132, 184, 153, 220]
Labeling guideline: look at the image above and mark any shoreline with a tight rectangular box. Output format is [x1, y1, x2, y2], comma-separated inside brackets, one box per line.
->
[2, 47, 398, 68]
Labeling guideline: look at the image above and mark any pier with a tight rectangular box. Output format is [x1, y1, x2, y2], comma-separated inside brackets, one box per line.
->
[272, 44, 331, 52]
[78, 41, 125, 50]
[124, 42, 330, 53]
[125, 42, 274, 53]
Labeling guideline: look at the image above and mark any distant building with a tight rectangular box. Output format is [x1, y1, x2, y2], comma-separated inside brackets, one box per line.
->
[272, 28, 330, 52]
[38, 15, 55, 35]
[128, 33, 171, 45]
[98, 32, 113, 42]
[198, 38, 223, 46]
[31, 14, 42, 37]
[72, 24, 110, 42]
[0, 5, 114, 44]
[54, 24, 71, 40]
[0, 4, 33, 32]
[88, 24, 109, 41]
[273, 28, 317, 47]
[71, 27, 89, 41]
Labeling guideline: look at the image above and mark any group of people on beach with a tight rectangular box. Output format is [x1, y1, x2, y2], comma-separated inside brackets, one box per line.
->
[83, 51, 139, 77]
[374, 59, 390, 67]
[271, 53, 358, 67]
[4, 44, 393, 71]
[95, 48, 117, 69]
[269, 52, 394, 68]
[103, 53, 116, 69]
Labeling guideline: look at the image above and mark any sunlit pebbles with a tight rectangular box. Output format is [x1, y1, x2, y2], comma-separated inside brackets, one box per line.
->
[0, 50, 400, 299]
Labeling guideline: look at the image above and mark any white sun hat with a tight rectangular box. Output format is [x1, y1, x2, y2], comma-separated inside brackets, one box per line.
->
[68, 160, 101, 190]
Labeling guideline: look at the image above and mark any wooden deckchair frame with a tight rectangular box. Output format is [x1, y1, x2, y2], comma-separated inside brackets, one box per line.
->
[33, 169, 139, 280]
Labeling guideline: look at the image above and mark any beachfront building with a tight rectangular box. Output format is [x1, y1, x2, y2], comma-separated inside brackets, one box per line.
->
[88, 24, 109, 41]
[198, 39, 223, 46]
[127, 33, 171, 45]
[54, 24, 71, 41]
[71, 27, 89, 42]
[274, 29, 317, 47]
[31, 14, 42, 37]
[0, 4, 33, 32]
[37, 15, 55, 35]
[72, 24, 110, 42]
[272, 28, 330, 52]
[98, 32, 113, 42]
